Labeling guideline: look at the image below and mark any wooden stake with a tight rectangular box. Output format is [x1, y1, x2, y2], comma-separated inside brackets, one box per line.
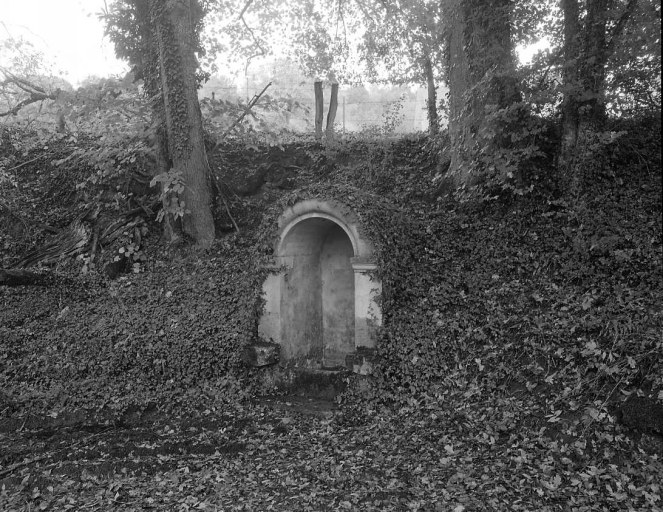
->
[314, 81, 324, 140]
[326, 82, 339, 141]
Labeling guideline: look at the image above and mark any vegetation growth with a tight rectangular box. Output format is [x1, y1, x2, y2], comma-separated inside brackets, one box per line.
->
[0, 0, 661, 510]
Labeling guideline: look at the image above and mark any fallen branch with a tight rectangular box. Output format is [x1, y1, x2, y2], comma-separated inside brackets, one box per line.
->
[101, 218, 142, 245]
[10, 203, 157, 270]
[0, 455, 50, 478]
[220, 82, 272, 142]
[220, 193, 240, 233]
[8, 154, 47, 172]
[209, 172, 240, 233]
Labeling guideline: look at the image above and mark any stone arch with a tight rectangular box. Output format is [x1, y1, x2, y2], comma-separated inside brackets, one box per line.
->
[275, 199, 374, 259]
[259, 199, 381, 370]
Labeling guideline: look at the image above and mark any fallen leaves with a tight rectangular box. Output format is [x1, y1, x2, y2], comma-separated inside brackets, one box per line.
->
[1, 395, 661, 511]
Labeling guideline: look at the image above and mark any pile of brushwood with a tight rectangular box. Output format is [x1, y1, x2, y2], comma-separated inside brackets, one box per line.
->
[0, 118, 661, 511]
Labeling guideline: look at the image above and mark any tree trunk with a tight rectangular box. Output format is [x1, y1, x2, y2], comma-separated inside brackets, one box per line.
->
[152, 0, 214, 248]
[314, 81, 324, 140]
[326, 82, 339, 141]
[559, 0, 581, 187]
[424, 58, 438, 136]
[446, 0, 520, 187]
[136, 0, 176, 241]
[446, 1, 472, 183]
[558, 0, 638, 195]
[581, 0, 609, 125]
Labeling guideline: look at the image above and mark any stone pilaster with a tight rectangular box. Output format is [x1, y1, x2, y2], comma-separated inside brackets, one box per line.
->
[351, 259, 382, 349]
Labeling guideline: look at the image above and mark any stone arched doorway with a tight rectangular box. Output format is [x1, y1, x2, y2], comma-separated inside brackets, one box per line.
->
[258, 199, 381, 370]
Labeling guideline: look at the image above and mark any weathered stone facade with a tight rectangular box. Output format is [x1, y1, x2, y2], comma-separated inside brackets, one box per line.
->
[259, 199, 381, 371]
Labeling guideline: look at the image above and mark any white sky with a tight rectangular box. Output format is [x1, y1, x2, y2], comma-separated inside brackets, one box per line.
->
[0, 1, 547, 88]
[1, 0, 127, 86]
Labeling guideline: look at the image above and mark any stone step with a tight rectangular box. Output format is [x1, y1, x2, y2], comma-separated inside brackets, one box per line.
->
[260, 367, 349, 400]
[255, 396, 338, 419]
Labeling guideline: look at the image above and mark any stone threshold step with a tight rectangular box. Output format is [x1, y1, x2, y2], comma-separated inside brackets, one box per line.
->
[260, 366, 350, 400]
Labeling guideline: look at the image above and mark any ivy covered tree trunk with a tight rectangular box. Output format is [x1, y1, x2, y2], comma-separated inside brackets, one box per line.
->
[582, 0, 610, 125]
[105, 0, 215, 247]
[560, 0, 581, 176]
[424, 57, 439, 136]
[151, 0, 215, 248]
[446, 4, 472, 184]
[445, 0, 521, 188]
[132, 1, 173, 235]
[559, 0, 638, 194]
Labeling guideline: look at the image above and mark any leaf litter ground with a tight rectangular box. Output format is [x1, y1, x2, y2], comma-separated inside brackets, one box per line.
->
[1, 393, 661, 511]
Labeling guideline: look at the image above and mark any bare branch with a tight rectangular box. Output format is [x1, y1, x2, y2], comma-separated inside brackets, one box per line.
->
[10, 76, 48, 95]
[0, 66, 44, 92]
[7, 155, 46, 172]
[0, 68, 59, 116]
[0, 94, 51, 117]
[237, 0, 266, 72]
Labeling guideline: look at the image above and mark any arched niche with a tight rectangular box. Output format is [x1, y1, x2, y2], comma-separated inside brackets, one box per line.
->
[258, 199, 381, 369]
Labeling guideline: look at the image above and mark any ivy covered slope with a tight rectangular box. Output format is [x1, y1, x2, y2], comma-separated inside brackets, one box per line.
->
[1, 120, 661, 418]
[231, 123, 662, 420]
[374, 123, 662, 404]
[0, 118, 662, 509]
[0, 127, 267, 415]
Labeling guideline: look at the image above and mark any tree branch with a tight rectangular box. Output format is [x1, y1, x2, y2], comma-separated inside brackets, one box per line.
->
[238, 0, 254, 19]
[605, 0, 638, 59]
[238, 0, 266, 72]
[351, 0, 375, 21]
[0, 69, 59, 116]
[1, 96, 42, 117]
